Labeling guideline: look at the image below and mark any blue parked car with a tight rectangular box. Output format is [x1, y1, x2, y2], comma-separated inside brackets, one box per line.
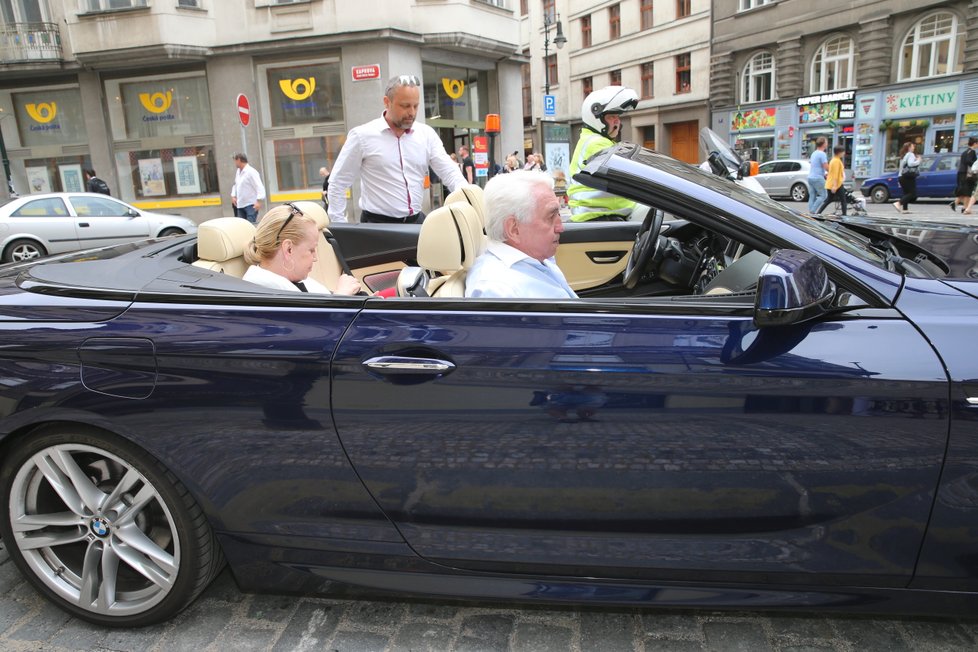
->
[860, 152, 959, 203]
[1, 144, 978, 627]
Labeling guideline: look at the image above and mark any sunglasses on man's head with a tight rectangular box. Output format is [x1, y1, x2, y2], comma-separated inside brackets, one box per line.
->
[276, 202, 304, 243]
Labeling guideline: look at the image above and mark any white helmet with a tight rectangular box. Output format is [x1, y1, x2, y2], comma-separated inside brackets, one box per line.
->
[581, 86, 639, 137]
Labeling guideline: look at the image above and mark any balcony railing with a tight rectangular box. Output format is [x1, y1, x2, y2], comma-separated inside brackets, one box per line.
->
[0, 22, 63, 63]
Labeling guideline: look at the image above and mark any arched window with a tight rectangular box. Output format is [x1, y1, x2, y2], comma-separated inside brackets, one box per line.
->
[742, 52, 775, 103]
[898, 12, 964, 81]
[811, 36, 855, 93]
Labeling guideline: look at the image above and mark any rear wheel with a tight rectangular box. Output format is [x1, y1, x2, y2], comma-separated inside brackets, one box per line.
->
[789, 182, 809, 203]
[157, 228, 185, 238]
[4, 239, 46, 263]
[0, 426, 224, 626]
[870, 185, 890, 203]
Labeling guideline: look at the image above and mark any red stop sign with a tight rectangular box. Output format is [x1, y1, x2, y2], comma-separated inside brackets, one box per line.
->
[236, 94, 250, 127]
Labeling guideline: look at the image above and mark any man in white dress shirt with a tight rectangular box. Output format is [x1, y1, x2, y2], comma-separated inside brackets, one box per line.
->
[230, 153, 266, 224]
[465, 170, 577, 299]
[327, 75, 466, 224]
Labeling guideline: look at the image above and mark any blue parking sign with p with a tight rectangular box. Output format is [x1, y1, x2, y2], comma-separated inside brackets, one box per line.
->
[544, 94, 556, 116]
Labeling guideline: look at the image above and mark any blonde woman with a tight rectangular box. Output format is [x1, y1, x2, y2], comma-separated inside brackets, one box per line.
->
[243, 203, 361, 294]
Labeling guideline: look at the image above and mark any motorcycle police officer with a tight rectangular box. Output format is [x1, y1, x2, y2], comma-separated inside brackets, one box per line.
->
[567, 86, 639, 222]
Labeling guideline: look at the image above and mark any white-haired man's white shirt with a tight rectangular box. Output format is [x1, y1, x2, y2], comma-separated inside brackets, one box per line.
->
[465, 241, 577, 299]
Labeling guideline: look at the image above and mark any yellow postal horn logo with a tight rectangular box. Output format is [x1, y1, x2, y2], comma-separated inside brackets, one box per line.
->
[279, 77, 316, 101]
[25, 102, 57, 123]
[442, 78, 465, 99]
[139, 90, 173, 114]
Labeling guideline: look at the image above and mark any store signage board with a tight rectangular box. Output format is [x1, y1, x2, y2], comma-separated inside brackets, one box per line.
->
[352, 65, 381, 82]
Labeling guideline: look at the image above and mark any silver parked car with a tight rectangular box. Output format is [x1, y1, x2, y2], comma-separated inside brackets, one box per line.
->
[0, 193, 198, 262]
[754, 159, 811, 202]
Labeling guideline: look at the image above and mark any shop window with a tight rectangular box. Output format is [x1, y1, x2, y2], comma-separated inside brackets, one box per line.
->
[111, 74, 213, 140]
[581, 14, 591, 48]
[265, 61, 344, 127]
[811, 36, 855, 93]
[116, 146, 218, 200]
[899, 12, 964, 81]
[742, 51, 775, 103]
[582, 76, 593, 100]
[609, 4, 620, 40]
[641, 62, 654, 99]
[273, 136, 345, 192]
[640, 0, 653, 30]
[13, 88, 88, 148]
[675, 53, 690, 94]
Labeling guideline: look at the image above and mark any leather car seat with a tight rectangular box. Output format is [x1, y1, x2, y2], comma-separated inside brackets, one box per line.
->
[444, 184, 486, 230]
[192, 217, 256, 277]
[413, 203, 486, 297]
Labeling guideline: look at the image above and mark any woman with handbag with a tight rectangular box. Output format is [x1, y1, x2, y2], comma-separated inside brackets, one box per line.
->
[894, 142, 920, 214]
[952, 137, 978, 211]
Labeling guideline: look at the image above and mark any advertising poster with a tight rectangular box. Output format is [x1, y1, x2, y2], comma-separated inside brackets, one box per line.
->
[138, 158, 166, 196]
[59, 164, 84, 193]
[26, 166, 51, 194]
[173, 155, 201, 194]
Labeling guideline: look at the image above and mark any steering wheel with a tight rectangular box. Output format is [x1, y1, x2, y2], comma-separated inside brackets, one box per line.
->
[622, 208, 664, 289]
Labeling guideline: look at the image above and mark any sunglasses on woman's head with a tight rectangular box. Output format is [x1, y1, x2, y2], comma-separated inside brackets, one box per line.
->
[276, 202, 304, 243]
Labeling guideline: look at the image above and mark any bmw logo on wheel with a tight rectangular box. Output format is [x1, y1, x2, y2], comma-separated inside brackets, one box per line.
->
[90, 517, 109, 537]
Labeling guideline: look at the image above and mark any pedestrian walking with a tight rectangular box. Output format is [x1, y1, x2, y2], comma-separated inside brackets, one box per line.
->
[952, 137, 978, 212]
[84, 169, 111, 196]
[230, 153, 266, 223]
[894, 142, 920, 214]
[807, 137, 828, 213]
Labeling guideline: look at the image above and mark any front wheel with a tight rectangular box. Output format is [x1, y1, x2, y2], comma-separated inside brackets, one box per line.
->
[789, 183, 809, 203]
[870, 185, 890, 203]
[4, 239, 46, 263]
[0, 426, 224, 626]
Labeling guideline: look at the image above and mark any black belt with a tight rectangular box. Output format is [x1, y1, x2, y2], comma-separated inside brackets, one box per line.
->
[360, 210, 424, 224]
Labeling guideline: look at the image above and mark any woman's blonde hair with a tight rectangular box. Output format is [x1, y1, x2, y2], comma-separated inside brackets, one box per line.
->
[244, 204, 317, 265]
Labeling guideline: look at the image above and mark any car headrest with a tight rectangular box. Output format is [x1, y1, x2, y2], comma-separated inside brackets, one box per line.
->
[196, 217, 256, 262]
[417, 203, 485, 275]
[290, 201, 329, 230]
[444, 184, 486, 228]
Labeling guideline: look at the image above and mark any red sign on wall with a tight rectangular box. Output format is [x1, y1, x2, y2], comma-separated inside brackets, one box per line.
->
[352, 65, 381, 82]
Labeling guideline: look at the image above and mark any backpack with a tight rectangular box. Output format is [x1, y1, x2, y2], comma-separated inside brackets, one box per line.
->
[89, 177, 110, 195]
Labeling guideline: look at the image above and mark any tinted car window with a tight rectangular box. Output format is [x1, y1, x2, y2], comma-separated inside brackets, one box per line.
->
[11, 198, 69, 217]
[758, 162, 777, 174]
[934, 156, 957, 172]
[71, 196, 130, 217]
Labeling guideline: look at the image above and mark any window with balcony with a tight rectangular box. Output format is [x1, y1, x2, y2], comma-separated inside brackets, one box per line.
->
[610, 69, 621, 86]
[85, 0, 148, 10]
[582, 76, 593, 99]
[581, 14, 591, 48]
[1, 0, 47, 22]
[742, 51, 775, 102]
[677, 0, 690, 18]
[898, 12, 964, 81]
[738, 0, 771, 10]
[810, 35, 855, 93]
[609, 4, 620, 40]
[675, 53, 690, 93]
[640, 0, 653, 30]
[641, 62, 654, 98]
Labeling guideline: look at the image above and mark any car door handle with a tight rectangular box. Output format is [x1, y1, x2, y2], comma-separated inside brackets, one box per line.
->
[362, 355, 456, 374]
[78, 222, 90, 228]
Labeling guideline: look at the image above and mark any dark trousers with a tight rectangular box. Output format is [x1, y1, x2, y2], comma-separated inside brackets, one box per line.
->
[818, 187, 847, 215]
[360, 209, 424, 224]
[898, 175, 917, 209]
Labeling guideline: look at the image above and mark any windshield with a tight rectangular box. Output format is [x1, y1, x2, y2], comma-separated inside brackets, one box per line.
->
[613, 145, 888, 267]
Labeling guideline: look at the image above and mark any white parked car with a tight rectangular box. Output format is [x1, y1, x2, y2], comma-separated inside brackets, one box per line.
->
[0, 193, 198, 262]
[754, 159, 812, 202]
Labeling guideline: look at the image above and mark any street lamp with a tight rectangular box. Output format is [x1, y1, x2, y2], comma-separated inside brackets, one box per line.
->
[543, 12, 566, 96]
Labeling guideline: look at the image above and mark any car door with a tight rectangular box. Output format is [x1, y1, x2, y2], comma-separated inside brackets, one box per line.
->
[5, 196, 79, 255]
[67, 195, 152, 249]
[332, 293, 949, 588]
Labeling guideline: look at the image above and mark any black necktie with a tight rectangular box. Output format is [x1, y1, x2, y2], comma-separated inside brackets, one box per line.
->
[293, 281, 308, 292]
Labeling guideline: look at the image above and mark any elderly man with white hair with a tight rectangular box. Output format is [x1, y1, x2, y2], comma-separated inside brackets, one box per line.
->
[465, 170, 577, 299]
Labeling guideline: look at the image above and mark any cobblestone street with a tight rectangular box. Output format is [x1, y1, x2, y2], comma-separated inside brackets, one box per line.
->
[2, 542, 977, 652]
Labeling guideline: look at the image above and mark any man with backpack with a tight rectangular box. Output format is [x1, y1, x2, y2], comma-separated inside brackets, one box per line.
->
[84, 169, 111, 196]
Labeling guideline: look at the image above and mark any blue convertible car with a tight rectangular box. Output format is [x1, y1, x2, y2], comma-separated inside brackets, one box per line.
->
[0, 143, 977, 627]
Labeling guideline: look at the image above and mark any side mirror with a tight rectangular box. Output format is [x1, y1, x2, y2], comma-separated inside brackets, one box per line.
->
[738, 160, 753, 178]
[706, 151, 729, 178]
[396, 266, 429, 297]
[127, 208, 139, 218]
[754, 249, 834, 328]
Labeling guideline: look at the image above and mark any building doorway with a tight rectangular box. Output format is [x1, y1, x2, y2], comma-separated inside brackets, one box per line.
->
[669, 120, 699, 164]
